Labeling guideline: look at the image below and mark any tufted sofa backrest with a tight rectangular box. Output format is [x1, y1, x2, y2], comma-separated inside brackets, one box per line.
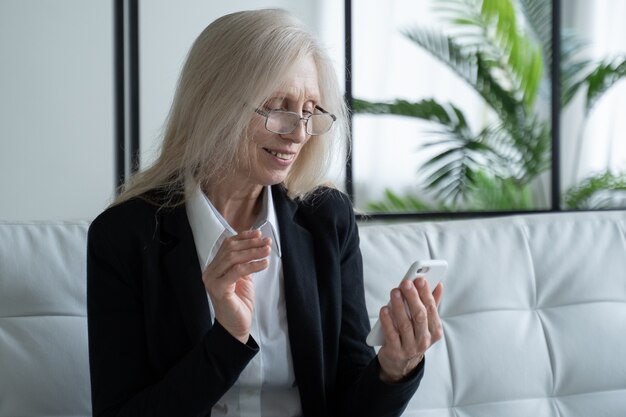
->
[0, 221, 91, 417]
[1, 211, 625, 417]
[359, 210, 626, 417]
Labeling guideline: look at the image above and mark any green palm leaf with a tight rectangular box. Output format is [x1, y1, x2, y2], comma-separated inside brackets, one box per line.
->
[565, 171, 626, 209]
[427, 0, 544, 109]
[352, 97, 502, 205]
[482, 0, 544, 108]
[583, 57, 626, 114]
[400, 28, 522, 122]
[507, 115, 551, 183]
[366, 189, 441, 213]
[518, 0, 552, 65]
[352, 98, 472, 137]
[420, 143, 487, 205]
[560, 30, 592, 107]
[466, 170, 534, 210]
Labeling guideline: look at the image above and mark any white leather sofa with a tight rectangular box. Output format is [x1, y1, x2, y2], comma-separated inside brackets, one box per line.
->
[1, 210, 625, 417]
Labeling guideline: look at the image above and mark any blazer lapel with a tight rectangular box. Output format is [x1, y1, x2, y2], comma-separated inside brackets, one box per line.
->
[272, 186, 327, 416]
[161, 204, 211, 343]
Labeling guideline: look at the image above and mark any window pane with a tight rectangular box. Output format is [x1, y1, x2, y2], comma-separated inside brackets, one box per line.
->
[352, 0, 553, 213]
[560, 0, 626, 210]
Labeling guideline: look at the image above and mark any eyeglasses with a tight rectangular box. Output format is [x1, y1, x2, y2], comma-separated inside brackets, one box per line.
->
[255, 105, 336, 136]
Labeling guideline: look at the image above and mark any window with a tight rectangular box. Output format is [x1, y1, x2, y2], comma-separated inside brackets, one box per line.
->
[350, 0, 553, 214]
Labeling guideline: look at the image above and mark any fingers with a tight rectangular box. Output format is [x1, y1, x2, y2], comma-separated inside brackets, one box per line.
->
[203, 230, 272, 290]
[377, 278, 445, 383]
[388, 283, 418, 348]
[433, 281, 444, 307]
[379, 305, 401, 346]
[384, 278, 444, 351]
[414, 279, 444, 345]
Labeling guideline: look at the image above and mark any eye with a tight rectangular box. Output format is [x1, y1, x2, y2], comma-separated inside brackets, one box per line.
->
[303, 101, 318, 115]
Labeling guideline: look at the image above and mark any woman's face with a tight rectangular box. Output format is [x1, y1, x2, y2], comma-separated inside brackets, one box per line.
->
[241, 55, 319, 189]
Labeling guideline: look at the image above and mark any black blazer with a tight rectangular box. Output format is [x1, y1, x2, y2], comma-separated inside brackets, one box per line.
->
[87, 186, 423, 417]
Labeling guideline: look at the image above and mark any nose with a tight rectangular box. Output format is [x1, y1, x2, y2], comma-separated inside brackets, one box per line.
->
[280, 118, 309, 143]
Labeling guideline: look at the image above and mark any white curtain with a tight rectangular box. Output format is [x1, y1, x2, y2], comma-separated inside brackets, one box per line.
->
[561, 0, 626, 192]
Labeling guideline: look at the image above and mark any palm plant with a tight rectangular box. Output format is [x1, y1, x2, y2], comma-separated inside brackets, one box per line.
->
[354, 0, 626, 212]
[564, 171, 626, 209]
[354, 0, 550, 211]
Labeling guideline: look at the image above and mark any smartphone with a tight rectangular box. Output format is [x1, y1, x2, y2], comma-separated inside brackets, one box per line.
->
[365, 259, 447, 346]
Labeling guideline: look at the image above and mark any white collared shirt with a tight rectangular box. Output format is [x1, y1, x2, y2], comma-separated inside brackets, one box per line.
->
[186, 183, 302, 417]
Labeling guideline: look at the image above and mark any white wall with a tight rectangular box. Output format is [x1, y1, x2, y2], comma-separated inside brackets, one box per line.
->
[0, 0, 115, 221]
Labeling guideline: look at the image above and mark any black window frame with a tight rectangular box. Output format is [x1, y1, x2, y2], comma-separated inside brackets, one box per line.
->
[115, 0, 624, 220]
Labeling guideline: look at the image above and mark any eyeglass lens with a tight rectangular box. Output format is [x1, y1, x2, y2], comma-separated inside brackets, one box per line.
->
[266, 111, 334, 135]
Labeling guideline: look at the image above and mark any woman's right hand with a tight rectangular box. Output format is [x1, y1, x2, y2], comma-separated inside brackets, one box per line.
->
[202, 229, 271, 343]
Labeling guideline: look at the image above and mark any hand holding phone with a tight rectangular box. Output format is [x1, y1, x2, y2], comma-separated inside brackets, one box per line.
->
[366, 260, 447, 346]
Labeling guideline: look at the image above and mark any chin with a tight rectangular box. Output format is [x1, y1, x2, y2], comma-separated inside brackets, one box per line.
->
[251, 171, 288, 187]
[265, 174, 289, 186]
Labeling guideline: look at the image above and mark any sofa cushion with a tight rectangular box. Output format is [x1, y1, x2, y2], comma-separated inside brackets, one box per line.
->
[0, 221, 91, 417]
[358, 210, 626, 416]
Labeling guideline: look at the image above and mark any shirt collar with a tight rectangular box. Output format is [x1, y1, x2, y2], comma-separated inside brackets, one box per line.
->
[185, 181, 282, 268]
[264, 186, 282, 257]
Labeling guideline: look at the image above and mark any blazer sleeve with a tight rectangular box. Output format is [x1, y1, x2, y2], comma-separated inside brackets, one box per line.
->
[330, 192, 424, 417]
[87, 206, 258, 417]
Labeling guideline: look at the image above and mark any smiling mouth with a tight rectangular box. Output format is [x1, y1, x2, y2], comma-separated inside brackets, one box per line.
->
[264, 148, 295, 161]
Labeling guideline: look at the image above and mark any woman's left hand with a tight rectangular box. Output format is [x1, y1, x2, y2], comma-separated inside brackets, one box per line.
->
[377, 278, 444, 383]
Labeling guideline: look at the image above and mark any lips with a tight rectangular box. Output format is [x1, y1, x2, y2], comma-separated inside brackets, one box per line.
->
[264, 148, 295, 161]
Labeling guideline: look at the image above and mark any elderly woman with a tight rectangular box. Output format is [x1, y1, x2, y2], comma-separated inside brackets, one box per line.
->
[87, 9, 443, 417]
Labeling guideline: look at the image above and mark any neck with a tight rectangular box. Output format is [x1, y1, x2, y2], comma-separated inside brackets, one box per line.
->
[202, 182, 265, 232]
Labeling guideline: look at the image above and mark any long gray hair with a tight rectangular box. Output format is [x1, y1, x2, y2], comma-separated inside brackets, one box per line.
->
[114, 9, 348, 206]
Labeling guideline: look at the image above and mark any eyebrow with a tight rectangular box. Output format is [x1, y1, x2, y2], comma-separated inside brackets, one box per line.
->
[268, 92, 321, 103]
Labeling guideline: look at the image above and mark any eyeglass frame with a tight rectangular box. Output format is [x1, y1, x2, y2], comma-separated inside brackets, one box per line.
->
[254, 105, 337, 136]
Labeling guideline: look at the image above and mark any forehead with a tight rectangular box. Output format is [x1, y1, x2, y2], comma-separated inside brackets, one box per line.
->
[272, 55, 320, 102]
